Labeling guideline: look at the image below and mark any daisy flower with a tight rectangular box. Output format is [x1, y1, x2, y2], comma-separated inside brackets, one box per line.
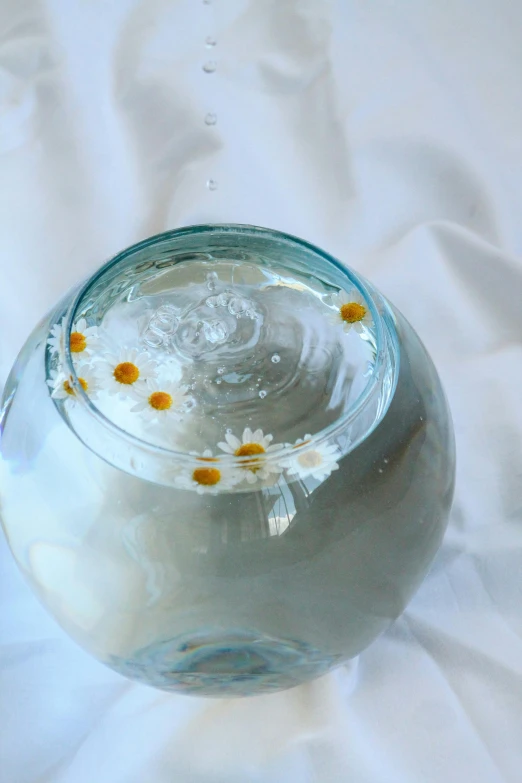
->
[283, 435, 341, 481]
[47, 317, 66, 356]
[327, 289, 373, 334]
[47, 317, 102, 359]
[217, 427, 283, 485]
[47, 364, 100, 404]
[174, 450, 242, 495]
[95, 347, 157, 398]
[130, 379, 190, 422]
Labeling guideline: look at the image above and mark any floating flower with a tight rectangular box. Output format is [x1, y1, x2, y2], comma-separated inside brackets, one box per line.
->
[47, 317, 102, 358]
[283, 435, 341, 481]
[95, 347, 157, 398]
[217, 427, 283, 484]
[47, 364, 100, 404]
[174, 450, 241, 495]
[131, 379, 190, 422]
[328, 289, 372, 334]
[47, 317, 66, 356]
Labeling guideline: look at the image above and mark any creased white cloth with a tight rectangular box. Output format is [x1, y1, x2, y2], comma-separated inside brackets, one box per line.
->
[2, 1, 522, 781]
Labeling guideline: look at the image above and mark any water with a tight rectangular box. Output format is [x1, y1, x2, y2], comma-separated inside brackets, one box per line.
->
[204, 112, 217, 125]
[206, 178, 218, 191]
[0, 234, 454, 696]
[65, 258, 377, 456]
[202, 61, 217, 73]
[205, 36, 217, 47]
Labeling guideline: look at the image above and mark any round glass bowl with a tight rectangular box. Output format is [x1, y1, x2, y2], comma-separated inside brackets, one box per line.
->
[0, 225, 455, 696]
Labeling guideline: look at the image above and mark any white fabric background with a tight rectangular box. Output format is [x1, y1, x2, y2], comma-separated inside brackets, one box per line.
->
[1, 1, 522, 780]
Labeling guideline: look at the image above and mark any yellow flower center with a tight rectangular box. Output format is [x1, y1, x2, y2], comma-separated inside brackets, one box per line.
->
[193, 467, 221, 486]
[340, 302, 366, 324]
[298, 450, 323, 469]
[62, 377, 88, 395]
[235, 442, 266, 471]
[149, 391, 172, 411]
[113, 362, 140, 385]
[70, 331, 87, 353]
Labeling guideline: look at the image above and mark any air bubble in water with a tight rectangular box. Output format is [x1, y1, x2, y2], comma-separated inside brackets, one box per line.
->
[202, 61, 217, 73]
[226, 428, 232, 434]
[203, 319, 228, 344]
[206, 178, 218, 191]
[142, 328, 164, 348]
[206, 36, 217, 47]
[206, 271, 218, 290]
[271, 353, 281, 363]
[228, 296, 248, 315]
[216, 379, 222, 385]
[206, 294, 220, 308]
[204, 112, 217, 126]
[217, 291, 232, 307]
[217, 367, 225, 375]
[259, 390, 267, 399]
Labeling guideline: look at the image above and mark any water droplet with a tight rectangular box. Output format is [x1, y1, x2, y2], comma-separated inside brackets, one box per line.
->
[206, 178, 218, 191]
[384, 458, 389, 464]
[202, 61, 217, 74]
[378, 468, 383, 474]
[259, 390, 267, 399]
[206, 36, 217, 47]
[184, 398, 196, 411]
[216, 379, 222, 385]
[204, 112, 217, 126]
[206, 271, 218, 290]
[206, 294, 220, 307]
[217, 367, 225, 375]
[271, 353, 281, 363]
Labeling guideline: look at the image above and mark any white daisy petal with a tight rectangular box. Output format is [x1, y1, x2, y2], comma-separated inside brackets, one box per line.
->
[225, 433, 241, 450]
[242, 428, 253, 443]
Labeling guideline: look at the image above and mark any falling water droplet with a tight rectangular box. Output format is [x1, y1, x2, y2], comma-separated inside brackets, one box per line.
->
[205, 36, 217, 47]
[271, 353, 281, 363]
[204, 112, 217, 126]
[259, 390, 267, 399]
[202, 61, 217, 74]
[207, 178, 218, 191]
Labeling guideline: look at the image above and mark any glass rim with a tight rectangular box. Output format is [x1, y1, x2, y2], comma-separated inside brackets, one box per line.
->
[63, 223, 393, 464]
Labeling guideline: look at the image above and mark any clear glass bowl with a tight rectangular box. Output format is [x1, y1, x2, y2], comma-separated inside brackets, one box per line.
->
[0, 225, 455, 696]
